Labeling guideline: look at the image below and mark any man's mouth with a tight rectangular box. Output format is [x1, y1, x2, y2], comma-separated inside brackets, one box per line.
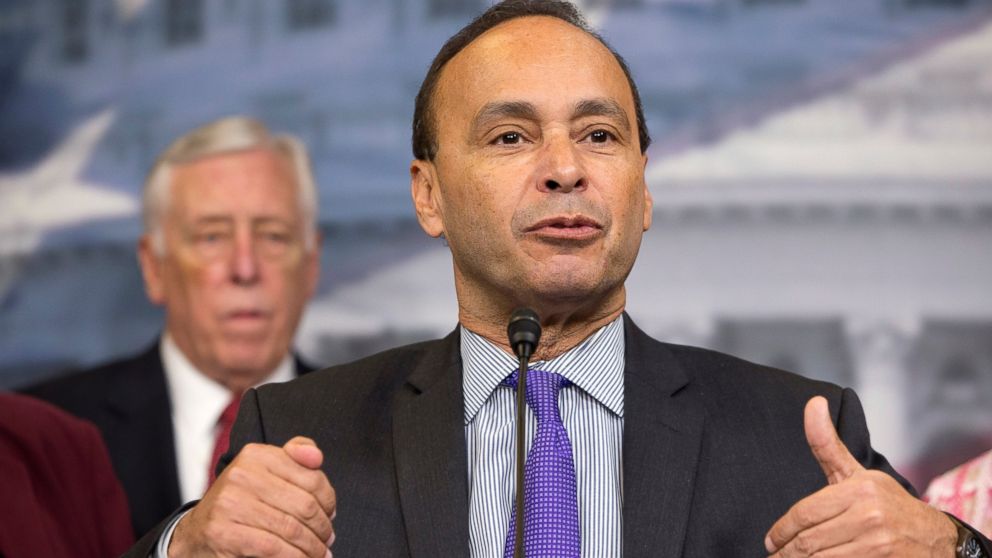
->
[224, 309, 271, 326]
[227, 309, 266, 318]
[523, 215, 604, 241]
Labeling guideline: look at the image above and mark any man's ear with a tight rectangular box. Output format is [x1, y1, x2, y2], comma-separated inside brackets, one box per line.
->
[303, 231, 322, 301]
[641, 154, 653, 232]
[410, 159, 445, 238]
[137, 235, 166, 305]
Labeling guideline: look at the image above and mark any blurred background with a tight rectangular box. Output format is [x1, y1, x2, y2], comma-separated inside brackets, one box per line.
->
[1, 0, 990, 491]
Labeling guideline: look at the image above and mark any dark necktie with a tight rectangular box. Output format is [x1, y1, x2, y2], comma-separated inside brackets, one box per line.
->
[502, 369, 581, 557]
[207, 393, 241, 488]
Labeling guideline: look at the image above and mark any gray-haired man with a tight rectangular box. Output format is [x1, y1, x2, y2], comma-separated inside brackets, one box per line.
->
[26, 116, 321, 538]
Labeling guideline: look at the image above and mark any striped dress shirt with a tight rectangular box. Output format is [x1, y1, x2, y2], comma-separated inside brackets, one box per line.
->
[462, 317, 625, 558]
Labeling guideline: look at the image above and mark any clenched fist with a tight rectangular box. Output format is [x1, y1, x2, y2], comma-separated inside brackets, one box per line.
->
[169, 436, 336, 558]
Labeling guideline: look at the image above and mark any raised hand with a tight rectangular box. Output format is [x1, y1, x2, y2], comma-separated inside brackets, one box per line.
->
[764, 396, 957, 557]
[169, 436, 336, 558]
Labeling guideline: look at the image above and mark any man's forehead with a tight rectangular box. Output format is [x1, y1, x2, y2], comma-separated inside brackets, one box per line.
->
[465, 15, 599, 55]
[436, 15, 634, 117]
[172, 146, 288, 176]
[168, 151, 298, 214]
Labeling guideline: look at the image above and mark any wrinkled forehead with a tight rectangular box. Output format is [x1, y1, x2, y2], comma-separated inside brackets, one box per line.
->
[168, 148, 301, 218]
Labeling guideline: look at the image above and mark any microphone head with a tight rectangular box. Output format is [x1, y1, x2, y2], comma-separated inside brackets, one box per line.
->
[507, 307, 541, 360]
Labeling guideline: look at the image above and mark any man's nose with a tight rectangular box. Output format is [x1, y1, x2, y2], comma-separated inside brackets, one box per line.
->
[230, 233, 260, 286]
[539, 135, 587, 193]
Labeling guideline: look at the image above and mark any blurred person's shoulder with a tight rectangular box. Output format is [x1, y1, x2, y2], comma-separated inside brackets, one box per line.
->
[0, 392, 135, 558]
[925, 448, 992, 530]
[20, 341, 163, 415]
[0, 391, 104, 444]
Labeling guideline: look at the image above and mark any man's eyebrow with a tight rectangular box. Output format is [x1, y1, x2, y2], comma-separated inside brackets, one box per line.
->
[572, 98, 632, 135]
[471, 101, 540, 130]
[252, 216, 293, 226]
[191, 216, 233, 226]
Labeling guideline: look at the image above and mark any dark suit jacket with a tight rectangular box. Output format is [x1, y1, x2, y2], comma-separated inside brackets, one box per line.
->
[127, 316, 991, 556]
[0, 393, 133, 558]
[24, 341, 314, 540]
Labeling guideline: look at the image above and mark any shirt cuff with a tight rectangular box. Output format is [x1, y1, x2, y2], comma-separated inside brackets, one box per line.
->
[153, 508, 191, 558]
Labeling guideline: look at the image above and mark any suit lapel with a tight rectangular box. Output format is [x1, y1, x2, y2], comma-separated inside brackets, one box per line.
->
[393, 330, 470, 558]
[389, 319, 705, 557]
[623, 316, 705, 558]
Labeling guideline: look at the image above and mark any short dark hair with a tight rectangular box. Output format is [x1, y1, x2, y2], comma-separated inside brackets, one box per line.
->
[411, 0, 652, 161]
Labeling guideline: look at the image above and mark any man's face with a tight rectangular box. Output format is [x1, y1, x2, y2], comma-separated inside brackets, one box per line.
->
[139, 147, 319, 385]
[411, 16, 652, 318]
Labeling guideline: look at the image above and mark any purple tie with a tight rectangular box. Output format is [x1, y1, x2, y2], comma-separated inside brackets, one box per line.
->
[502, 369, 581, 558]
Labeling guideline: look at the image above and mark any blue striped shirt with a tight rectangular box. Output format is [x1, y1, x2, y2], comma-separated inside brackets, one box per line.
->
[462, 317, 625, 558]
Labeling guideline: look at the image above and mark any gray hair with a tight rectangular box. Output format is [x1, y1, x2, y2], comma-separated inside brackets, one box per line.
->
[143, 116, 319, 254]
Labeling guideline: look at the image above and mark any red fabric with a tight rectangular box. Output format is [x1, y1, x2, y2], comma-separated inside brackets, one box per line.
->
[0, 393, 133, 558]
[207, 393, 241, 487]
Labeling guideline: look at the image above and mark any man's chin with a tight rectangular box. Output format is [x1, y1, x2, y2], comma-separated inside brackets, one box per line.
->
[516, 282, 609, 314]
[221, 317, 274, 337]
[216, 344, 282, 379]
[524, 268, 605, 297]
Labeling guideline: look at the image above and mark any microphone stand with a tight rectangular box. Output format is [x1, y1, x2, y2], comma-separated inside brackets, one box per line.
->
[507, 307, 541, 558]
[514, 353, 528, 558]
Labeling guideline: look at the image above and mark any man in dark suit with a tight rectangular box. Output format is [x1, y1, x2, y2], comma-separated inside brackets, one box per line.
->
[26, 116, 320, 539]
[130, 2, 990, 557]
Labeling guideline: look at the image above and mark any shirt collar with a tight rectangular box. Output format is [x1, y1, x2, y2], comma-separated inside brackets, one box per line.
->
[461, 316, 625, 425]
[161, 333, 295, 433]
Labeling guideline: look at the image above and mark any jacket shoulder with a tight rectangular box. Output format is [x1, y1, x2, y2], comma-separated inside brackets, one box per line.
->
[664, 341, 843, 398]
[255, 337, 450, 410]
[623, 314, 842, 402]
[21, 345, 163, 414]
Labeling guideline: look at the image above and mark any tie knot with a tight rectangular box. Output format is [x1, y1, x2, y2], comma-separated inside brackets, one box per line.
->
[503, 369, 570, 421]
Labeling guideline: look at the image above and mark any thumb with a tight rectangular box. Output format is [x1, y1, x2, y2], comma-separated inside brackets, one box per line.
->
[804, 396, 863, 484]
[283, 436, 324, 469]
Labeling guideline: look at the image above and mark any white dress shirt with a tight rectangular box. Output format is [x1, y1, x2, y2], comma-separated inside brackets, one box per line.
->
[462, 317, 625, 558]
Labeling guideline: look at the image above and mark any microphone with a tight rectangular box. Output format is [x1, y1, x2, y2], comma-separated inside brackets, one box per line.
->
[506, 308, 541, 558]
[507, 307, 541, 361]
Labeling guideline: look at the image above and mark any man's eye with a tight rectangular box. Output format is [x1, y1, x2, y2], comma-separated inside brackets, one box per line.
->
[197, 232, 224, 243]
[262, 232, 290, 244]
[495, 131, 522, 145]
[589, 129, 614, 143]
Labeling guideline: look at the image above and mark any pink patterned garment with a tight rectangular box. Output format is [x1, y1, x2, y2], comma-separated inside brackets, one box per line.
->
[924, 449, 992, 537]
